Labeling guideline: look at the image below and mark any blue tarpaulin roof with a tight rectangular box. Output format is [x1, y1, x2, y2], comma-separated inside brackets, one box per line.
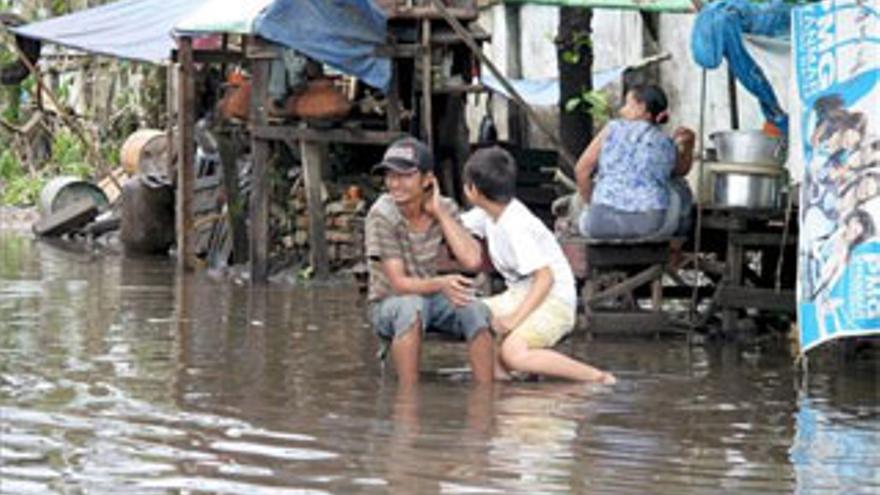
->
[11, 0, 197, 64]
[252, 0, 389, 92]
[11, 0, 391, 90]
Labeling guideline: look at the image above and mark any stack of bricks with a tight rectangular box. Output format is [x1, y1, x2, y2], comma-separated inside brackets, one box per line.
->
[290, 185, 366, 268]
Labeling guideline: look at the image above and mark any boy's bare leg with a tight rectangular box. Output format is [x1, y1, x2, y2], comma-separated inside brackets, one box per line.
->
[392, 319, 422, 388]
[500, 335, 616, 384]
[493, 339, 513, 381]
[467, 329, 495, 384]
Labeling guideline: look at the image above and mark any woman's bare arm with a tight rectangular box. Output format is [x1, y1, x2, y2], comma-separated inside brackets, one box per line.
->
[575, 126, 609, 203]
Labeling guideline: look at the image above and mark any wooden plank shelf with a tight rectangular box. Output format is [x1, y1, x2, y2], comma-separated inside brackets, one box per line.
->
[430, 26, 490, 44]
[717, 286, 795, 312]
[251, 125, 405, 145]
[432, 83, 485, 93]
[387, 6, 479, 21]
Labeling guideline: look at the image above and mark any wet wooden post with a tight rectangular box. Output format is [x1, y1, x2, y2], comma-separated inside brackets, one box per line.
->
[176, 36, 196, 271]
[249, 50, 271, 283]
[387, 62, 401, 132]
[504, 3, 524, 145]
[722, 236, 744, 334]
[421, 18, 433, 146]
[217, 133, 248, 264]
[300, 140, 330, 278]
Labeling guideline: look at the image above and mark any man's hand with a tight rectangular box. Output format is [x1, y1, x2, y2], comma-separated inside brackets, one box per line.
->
[491, 314, 519, 335]
[439, 274, 475, 307]
[422, 176, 443, 218]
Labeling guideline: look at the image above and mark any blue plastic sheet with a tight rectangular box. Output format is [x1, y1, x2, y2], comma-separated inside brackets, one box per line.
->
[254, 0, 390, 92]
[10, 0, 198, 63]
[691, 0, 792, 134]
[482, 67, 626, 106]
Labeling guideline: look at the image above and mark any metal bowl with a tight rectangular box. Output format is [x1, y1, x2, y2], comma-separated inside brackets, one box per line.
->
[709, 130, 785, 166]
[713, 171, 780, 209]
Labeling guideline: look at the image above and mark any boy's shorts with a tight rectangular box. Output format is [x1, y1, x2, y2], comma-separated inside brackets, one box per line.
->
[483, 287, 575, 348]
[369, 293, 490, 342]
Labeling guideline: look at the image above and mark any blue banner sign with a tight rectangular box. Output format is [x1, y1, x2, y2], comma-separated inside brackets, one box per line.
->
[795, 0, 880, 352]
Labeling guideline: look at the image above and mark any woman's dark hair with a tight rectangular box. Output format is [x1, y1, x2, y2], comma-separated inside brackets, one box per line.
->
[463, 146, 517, 203]
[844, 208, 875, 255]
[814, 94, 845, 121]
[629, 84, 669, 124]
[816, 109, 868, 143]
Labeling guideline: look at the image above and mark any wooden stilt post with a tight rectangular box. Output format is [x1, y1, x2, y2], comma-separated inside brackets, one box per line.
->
[249, 53, 271, 283]
[504, 3, 525, 146]
[176, 36, 196, 271]
[217, 133, 248, 264]
[300, 140, 330, 279]
[421, 18, 433, 147]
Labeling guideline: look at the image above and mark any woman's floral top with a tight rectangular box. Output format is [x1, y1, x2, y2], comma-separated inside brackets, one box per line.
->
[591, 119, 677, 212]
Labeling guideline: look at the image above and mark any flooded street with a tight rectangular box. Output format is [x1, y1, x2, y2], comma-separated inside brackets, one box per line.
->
[1, 232, 878, 494]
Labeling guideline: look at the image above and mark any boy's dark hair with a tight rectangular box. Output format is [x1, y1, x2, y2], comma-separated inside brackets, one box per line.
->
[463, 146, 517, 203]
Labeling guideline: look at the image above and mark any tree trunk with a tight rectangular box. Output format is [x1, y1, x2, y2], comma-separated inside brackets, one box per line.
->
[557, 8, 593, 162]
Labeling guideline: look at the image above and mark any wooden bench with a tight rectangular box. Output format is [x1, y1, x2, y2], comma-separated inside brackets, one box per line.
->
[560, 235, 680, 335]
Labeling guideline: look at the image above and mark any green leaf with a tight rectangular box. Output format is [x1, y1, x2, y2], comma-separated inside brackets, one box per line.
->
[561, 50, 580, 65]
[564, 97, 582, 113]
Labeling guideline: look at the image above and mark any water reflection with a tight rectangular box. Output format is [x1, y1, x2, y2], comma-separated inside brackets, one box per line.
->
[1, 232, 878, 494]
[792, 358, 880, 494]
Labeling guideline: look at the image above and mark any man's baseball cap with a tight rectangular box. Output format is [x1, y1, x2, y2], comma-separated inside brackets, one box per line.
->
[372, 137, 434, 174]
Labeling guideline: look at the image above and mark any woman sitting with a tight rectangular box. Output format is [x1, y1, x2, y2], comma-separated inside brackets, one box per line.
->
[576, 84, 695, 240]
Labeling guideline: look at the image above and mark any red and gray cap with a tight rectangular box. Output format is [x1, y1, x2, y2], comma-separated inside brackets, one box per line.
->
[372, 136, 434, 174]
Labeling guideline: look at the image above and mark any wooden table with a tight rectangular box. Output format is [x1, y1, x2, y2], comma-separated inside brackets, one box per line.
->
[698, 206, 797, 334]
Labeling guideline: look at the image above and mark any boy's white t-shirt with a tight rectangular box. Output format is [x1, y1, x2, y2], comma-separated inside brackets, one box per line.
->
[461, 199, 576, 309]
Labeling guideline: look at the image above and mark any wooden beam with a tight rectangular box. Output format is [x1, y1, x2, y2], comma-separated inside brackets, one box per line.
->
[245, 37, 279, 60]
[717, 286, 795, 312]
[585, 312, 677, 335]
[388, 6, 478, 20]
[586, 264, 665, 306]
[387, 60, 401, 132]
[252, 125, 405, 145]
[171, 48, 245, 65]
[299, 140, 330, 279]
[216, 133, 248, 264]
[729, 232, 796, 247]
[505, 3, 525, 146]
[374, 44, 422, 58]
[176, 36, 197, 271]
[248, 56, 271, 283]
[722, 235, 744, 332]
[421, 18, 433, 147]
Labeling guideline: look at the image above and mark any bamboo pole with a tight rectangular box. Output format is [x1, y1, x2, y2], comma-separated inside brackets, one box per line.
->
[9, 39, 123, 194]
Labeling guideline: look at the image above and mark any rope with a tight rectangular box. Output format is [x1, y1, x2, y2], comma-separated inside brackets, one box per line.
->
[774, 178, 796, 292]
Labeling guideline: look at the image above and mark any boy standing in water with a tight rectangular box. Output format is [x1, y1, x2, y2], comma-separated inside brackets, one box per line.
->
[461, 147, 616, 384]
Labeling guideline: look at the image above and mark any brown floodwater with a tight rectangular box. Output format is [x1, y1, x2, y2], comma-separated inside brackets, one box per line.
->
[1, 232, 878, 494]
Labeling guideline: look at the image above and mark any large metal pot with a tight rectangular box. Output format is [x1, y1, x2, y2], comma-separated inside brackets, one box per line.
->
[713, 171, 780, 209]
[709, 130, 785, 166]
[39, 176, 109, 216]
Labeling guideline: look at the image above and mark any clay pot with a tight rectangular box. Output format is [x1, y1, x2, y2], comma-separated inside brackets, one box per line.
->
[217, 74, 252, 121]
[288, 79, 351, 120]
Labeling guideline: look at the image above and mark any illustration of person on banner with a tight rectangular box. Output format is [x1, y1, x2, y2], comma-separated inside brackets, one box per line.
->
[794, 0, 880, 351]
